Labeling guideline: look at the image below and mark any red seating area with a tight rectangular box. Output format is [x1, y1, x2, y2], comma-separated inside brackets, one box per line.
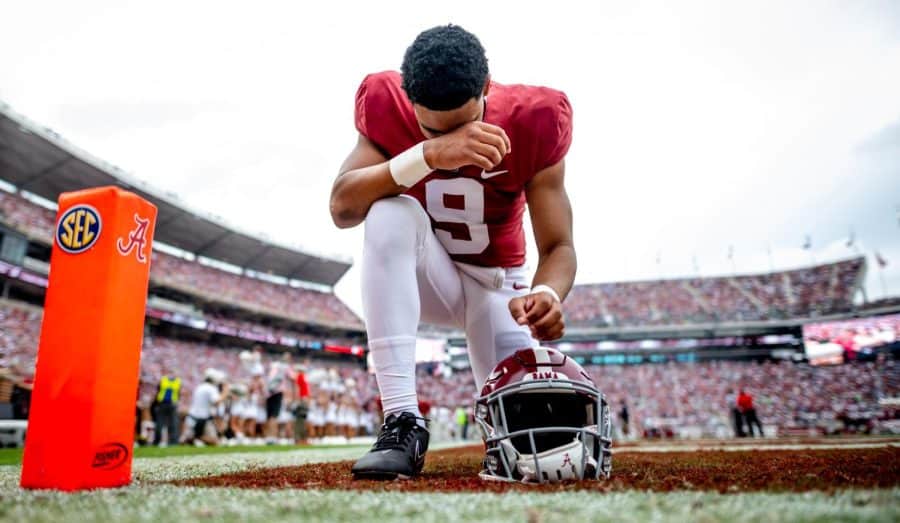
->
[4, 301, 896, 437]
[413, 357, 897, 436]
[583, 358, 897, 435]
[0, 191, 55, 238]
[0, 302, 41, 372]
[565, 258, 864, 327]
[150, 252, 360, 328]
[2, 189, 866, 329]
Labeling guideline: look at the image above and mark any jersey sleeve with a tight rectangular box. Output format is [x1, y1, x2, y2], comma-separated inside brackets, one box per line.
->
[534, 91, 573, 170]
[353, 72, 407, 155]
[354, 74, 373, 138]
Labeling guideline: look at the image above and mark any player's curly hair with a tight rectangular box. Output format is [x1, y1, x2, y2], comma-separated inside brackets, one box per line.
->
[401, 25, 489, 111]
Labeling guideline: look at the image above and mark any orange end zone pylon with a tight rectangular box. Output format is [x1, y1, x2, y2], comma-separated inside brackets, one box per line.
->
[20, 186, 157, 491]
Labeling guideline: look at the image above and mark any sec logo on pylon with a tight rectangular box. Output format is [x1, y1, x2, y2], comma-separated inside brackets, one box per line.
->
[56, 204, 102, 254]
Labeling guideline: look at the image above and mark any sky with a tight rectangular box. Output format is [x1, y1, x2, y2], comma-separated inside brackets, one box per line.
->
[1, 0, 899, 315]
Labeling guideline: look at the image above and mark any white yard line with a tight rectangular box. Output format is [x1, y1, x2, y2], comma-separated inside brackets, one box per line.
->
[0, 441, 472, 487]
[615, 441, 899, 453]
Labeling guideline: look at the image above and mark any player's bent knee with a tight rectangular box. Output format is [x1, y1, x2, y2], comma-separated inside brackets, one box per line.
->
[366, 196, 425, 224]
[364, 197, 427, 251]
[495, 331, 535, 361]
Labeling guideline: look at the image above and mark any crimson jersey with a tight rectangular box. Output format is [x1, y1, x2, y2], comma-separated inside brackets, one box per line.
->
[354, 71, 572, 268]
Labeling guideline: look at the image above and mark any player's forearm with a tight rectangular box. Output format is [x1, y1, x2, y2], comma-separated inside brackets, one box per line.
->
[531, 241, 577, 301]
[330, 163, 406, 229]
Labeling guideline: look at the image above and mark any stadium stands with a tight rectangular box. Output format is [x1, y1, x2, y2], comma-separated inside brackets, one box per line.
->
[0, 301, 40, 372]
[581, 358, 899, 437]
[3, 301, 897, 438]
[1, 190, 361, 329]
[2, 189, 866, 330]
[136, 335, 374, 407]
[0, 191, 53, 239]
[200, 312, 322, 345]
[160, 345, 897, 438]
[150, 252, 360, 328]
[564, 258, 865, 327]
[1, 187, 893, 440]
[0, 299, 370, 412]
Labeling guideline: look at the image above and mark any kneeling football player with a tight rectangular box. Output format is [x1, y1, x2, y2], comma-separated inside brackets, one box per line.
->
[330, 24, 577, 480]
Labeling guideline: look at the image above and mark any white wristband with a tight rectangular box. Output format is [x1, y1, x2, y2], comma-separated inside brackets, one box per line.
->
[389, 142, 432, 187]
[530, 284, 561, 303]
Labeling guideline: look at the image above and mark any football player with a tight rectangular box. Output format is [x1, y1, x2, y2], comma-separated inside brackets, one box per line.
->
[330, 25, 576, 479]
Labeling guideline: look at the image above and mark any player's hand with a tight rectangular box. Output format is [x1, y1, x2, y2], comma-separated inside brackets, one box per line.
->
[508, 292, 565, 341]
[423, 121, 511, 171]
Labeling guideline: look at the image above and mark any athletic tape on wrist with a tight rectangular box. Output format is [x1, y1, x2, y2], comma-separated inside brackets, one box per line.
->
[530, 284, 561, 303]
[389, 142, 432, 187]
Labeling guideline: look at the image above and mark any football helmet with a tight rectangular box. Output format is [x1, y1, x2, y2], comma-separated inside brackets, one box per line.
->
[475, 347, 612, 483]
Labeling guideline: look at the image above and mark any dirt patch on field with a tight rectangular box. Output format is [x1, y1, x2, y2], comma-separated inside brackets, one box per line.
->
[173, 445, 900, 493]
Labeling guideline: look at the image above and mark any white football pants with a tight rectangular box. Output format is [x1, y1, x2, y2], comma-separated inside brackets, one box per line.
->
[361, 196, 537, 417]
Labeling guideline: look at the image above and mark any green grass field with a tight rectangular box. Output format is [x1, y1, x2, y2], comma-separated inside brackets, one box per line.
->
[0, 443, 366, 466]
[1, 442, 897, 522]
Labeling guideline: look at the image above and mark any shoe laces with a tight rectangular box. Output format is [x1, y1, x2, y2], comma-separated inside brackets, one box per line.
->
[373, 412, 427, 451]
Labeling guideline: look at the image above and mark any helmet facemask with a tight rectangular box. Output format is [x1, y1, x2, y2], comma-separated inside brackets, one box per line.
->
[476, 378, 612, 483]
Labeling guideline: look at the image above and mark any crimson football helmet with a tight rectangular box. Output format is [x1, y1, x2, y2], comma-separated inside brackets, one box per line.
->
[475, 347, 612, 483]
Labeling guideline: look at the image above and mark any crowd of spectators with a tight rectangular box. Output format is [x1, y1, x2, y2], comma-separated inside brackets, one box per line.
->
[2, 189, 895, 441]
[0, 191, 53, 239]
[2, 189, 869, 330]
[0, 302, 39, 423]
[1, 190, 361, 329]
[564, 258, 865, 327]
[149, 253, 361, 329]
[412, 357, 899, 438]
[590, 358, 898, 437]
[3, 299, 897, 439]
[202, 313, 318, 343]
[149, 308, 358, 350]
[135, 336, 900, 440]
[136, 338, 380, 445]
[0, 301, 40, 373]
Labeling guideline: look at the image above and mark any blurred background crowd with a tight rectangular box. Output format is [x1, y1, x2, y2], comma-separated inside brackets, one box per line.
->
[1, 155, 898, 448]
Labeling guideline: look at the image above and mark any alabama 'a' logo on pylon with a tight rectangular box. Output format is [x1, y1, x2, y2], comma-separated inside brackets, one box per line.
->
[117, 214, 150, 263]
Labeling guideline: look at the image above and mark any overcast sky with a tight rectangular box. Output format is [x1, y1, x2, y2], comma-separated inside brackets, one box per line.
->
[2, 0, 899, 314]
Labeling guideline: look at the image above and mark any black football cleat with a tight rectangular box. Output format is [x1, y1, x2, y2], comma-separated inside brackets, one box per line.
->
[351, 412, 429, 480]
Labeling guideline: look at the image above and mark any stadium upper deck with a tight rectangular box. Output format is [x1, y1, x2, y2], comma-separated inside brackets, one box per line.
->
[0, 100, 873, 338]
[0, 101, 349, 286]
[0, 191, 866, 336]
[0, 189, 363, 331]
[0, 184, 869, 335]
[0, 101, 363, 331]
[565, 257, 866, 328]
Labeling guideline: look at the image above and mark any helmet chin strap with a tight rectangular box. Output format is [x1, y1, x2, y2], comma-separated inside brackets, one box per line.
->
[501, 438, 597, 484]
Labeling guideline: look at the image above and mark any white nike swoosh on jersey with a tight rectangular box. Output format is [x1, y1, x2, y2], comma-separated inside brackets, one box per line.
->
[480, 169, 508, 179]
